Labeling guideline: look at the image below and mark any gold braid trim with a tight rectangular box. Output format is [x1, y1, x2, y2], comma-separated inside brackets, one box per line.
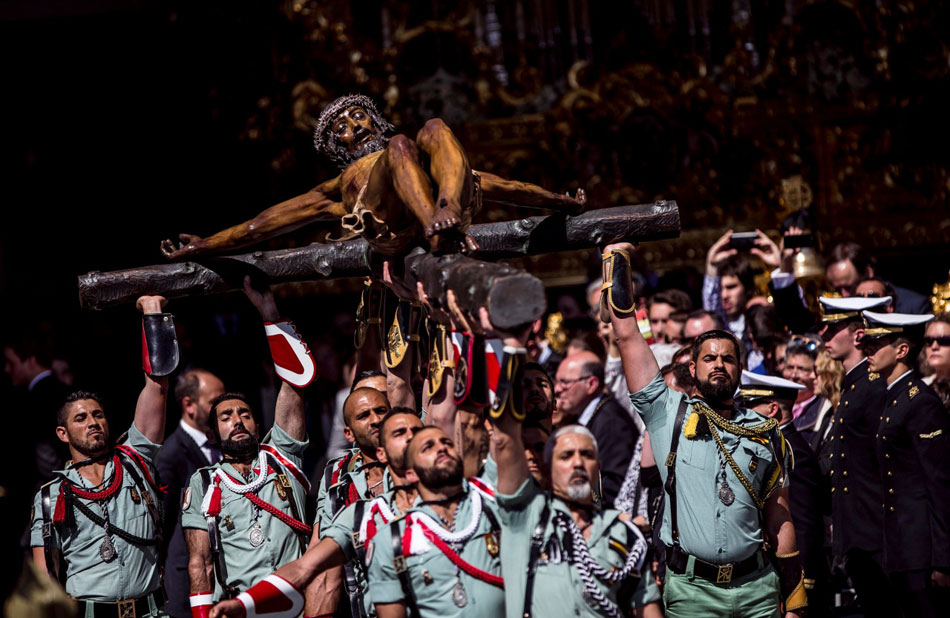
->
[690, 401, 779, 510]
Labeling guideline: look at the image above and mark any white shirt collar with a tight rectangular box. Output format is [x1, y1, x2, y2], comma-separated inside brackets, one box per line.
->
[28, 369, 52, 392]
[886, 369, 914, 391]
[845, 357, 868, 376]
[538, 342, 552, 365]
[578, 394, 604, 426]
[179, 419, 209, 448]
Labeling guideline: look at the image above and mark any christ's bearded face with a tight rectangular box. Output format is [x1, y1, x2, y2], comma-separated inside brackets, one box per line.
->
[327, 106, 388, 166]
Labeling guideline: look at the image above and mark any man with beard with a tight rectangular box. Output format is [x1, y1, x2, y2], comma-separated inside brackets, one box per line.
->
[182, 279, 315, 616]
[206, 408, 425, 618]
[161, 94, 584, 259]
[482, 318, 649, 618]
[604, 242, 805, 618]
[859, 311, 950, 617]
[30, 295, 175, 617]
[307, 386, 390, 617]
[817, 295, 900, 618]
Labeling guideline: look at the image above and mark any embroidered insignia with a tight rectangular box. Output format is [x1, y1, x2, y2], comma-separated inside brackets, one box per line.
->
[909, 386, 920, 399]
[182, 487, 191, 510]
[747, 436, 769, 446]
[919, 430, 943, 439]
[868, 372, 880, 381]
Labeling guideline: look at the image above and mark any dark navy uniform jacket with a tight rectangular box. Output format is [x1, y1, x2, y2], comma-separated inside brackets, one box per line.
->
[876, 372, 950, 574]
[829, 359, 887, 557]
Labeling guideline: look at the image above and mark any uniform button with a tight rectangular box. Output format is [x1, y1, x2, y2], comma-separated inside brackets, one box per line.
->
[843, 471, 848, 477]
[850, 385, 855, 391]
[889, 507, 895, 512]
[845, 401, 849, 406]
[876, 434, 879, 438]
[841, 453, 846, 459]
[886, 417, 890, 423]
[885, 453, 891, 459]
[882, 436, 887, 441]
[832, 487, 836, 493]
[880, 416, 883, 421]
[887, 471, 893, 476]
[892, 400, 897, 406]
[829, 453, 834, 459]
[839, 418, 844, 424]
[840, 434, 844, 439]
[830, 469, 835, 475]
[888, 488, 894, 494]
[843, 487, 849, 493]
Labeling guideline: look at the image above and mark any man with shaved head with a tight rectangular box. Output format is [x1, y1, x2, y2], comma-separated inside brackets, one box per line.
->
[307, 385, 391, 616]
[554, 351, 639, 505]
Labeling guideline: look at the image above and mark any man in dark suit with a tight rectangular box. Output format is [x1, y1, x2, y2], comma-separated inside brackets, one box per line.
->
[156, 369, 225, 618]
[553, 351, 639, 506]
[741, 370, 832, 616]
[825, 242, 931, 314]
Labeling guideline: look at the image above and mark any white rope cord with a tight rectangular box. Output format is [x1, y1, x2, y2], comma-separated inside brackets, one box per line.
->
[552, 511, 647, 618]
[214, 452, 271, 494]
[409, 489, 483, 544]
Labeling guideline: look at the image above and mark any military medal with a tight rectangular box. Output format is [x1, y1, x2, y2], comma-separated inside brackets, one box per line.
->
[99, 535, 117, 562]
[484, 531, 500, 557]
[451, 579, 468, 607]
[249, 522, 265, 547]
[718, 480, 735, 506]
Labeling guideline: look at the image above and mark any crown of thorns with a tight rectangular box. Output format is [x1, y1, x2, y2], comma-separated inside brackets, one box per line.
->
[312, 94, 394, 155]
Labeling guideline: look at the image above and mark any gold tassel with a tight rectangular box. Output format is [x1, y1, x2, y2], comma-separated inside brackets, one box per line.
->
[684, 411, 700, 439]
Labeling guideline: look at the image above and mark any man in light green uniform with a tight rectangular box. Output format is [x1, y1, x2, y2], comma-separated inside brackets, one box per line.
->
[603, 242, 805, 618]
[182, 279, 313, 613]
[30, 294, 174, 617]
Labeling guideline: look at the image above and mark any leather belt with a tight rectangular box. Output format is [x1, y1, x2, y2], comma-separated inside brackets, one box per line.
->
[83, 589, 166, 618]
[665, 544, 765, 584]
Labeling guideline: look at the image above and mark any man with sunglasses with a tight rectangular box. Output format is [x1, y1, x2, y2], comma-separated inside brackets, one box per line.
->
[859, 311, 950, 618]
[817, 295, 899, 618]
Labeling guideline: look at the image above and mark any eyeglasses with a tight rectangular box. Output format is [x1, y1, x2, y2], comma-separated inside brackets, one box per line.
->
[554, 375, 592, 387]
[789, 334, 821, 353]
[924, 336, 950, 347]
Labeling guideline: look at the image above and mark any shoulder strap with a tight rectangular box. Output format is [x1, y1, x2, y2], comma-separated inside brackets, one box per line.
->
[327, 453, 353, 516]
[40, 483, 65, 584]
[343, 499, 368, 618]
[118, 453, 165, 575]
[663, 397, 690, 545]
[201, 469, 238, 600]
[523, 499, 551, 618]
[391, 519, 421, 618]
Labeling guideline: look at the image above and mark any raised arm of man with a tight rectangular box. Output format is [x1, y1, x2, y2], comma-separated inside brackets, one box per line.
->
[602, 243, 660, 394]
[241, 276, 308, 441]
[134, 295, 172, 444]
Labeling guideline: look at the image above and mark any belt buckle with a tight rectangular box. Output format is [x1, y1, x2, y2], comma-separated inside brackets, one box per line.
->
[117, 598, 136, 618]
[716, 564, 733, 584]
[393, 555, 407, 573]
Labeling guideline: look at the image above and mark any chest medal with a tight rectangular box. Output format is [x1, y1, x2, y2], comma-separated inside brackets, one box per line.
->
[249, 523, 265, 547]
[99, 536, 117, 563]
[718, 481, 736, 506]
[452, 579, 468, 607]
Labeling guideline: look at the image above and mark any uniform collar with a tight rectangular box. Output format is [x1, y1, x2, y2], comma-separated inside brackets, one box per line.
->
[845, 356, 868, 377]
[886, 369, 914, 391]
[28, 369, 52, 392]
[549, 492, 618, 545]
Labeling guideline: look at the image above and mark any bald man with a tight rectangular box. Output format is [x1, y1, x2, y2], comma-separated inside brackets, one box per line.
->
[553, 352, 639, 506]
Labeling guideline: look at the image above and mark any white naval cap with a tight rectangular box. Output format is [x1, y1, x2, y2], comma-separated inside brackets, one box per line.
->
[819, 295, 892, 323]
[739, 370, 805, 404]
[861, 310, 934, 338]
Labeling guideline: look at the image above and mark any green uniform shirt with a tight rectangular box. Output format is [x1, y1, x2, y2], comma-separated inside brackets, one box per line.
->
[181, 424, 309, 598]
[30, 424, 163, 602]
[315, 449, 392, 536]
[366, 480, 504, 617]
[629, 373, 789, 564]
[496, 479, 642, 618]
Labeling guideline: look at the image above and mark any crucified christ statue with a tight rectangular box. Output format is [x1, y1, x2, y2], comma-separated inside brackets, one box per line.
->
[160, 94, 585, 259]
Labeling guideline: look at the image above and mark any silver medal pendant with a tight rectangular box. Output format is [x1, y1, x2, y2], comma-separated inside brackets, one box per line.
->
[249, 523, 265, 547]
[718, 481, 735, 506]
[451, 579, 468, 607]
[99, 536, 117, 562]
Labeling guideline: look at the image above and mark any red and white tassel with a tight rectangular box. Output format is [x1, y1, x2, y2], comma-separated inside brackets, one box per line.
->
[201, 477, 222, 519]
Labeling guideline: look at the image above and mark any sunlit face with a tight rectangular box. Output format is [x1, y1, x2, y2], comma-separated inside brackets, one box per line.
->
[925, 321, 950, 378]
[827, 261, 860, 297]
[689, 338, 741, 404]
[215, 399, 258, 444]
[344, 390, 390, 453]
[820, 321, 863, 361]
[783, 353, 816, 395]
[553, 358, 598, 423]
[377, 413, 423, 475]
[57, 399, 110, 457]
[720, 275, 748, 319]
[864, 336, 902, 375]
[406, 427, 464, 490]
[550, 432, 599, 505]
[649, 302, 673, 341]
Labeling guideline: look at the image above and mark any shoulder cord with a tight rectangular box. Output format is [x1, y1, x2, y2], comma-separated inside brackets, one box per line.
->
[70, 499, 156, 545]
[405, 489, 483, 545]
[213, 451, 271, 494]
[552, 511, 647, 618]
[694, 400, 777, 509]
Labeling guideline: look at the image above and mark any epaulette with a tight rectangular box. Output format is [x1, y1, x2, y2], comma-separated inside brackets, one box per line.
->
[868, 372, 881, 381]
